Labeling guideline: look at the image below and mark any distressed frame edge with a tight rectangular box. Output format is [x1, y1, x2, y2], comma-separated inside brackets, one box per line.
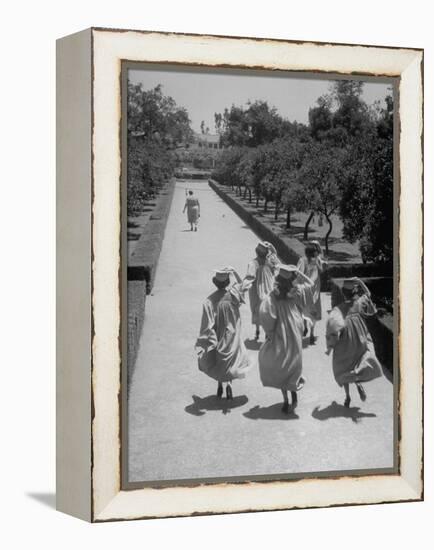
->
[56, 27, 93, 522]
[90, 29, 423, 522]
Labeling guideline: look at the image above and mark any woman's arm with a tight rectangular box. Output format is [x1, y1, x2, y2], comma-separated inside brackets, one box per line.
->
[226, 266, 242, 284]
[182, 200, 187, 213]
[296, 270, 314, 286]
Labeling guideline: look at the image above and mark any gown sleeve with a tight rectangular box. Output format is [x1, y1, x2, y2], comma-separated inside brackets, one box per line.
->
[195, 300, 217, 354]
[357, 294, 377, 317]
[326, 307, 345, 349]
[259, 294, 278, 336]
[291, 281, 315, 311]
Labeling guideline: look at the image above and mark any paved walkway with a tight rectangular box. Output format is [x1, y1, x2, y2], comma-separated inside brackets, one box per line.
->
[128, 180, 394, 483]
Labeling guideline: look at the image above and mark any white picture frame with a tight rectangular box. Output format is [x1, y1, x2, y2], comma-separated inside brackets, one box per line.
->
[56, 27, 423, 522]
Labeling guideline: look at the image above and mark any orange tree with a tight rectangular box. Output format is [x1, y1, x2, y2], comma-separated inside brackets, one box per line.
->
[295, 141, 344, 253]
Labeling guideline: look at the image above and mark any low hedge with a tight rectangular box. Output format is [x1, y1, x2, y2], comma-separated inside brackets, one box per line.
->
[127, 179, 176, 378]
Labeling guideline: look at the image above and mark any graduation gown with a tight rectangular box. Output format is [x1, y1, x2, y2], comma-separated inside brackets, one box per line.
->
[258, 282, 314, 391]
[195, 285, 251, 382]
[326, 295, 383, 386]
[246, 254, 278, 324]
[296, 256, 324, 322]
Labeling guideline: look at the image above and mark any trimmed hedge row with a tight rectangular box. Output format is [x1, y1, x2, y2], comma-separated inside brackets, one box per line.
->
[209, 179, 303, 265]
[330, 278, 394, 376]
[127, 179, 176, 378]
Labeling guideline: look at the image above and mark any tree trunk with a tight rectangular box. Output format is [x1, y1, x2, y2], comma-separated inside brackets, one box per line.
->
[325, 212, 333, 255]
[243, 186, 248, 200]
[264, 200, 268, 213]
[248, 187, 252, 203]
[256, 194, 259, 208]
[286, 205, 291, 229]
[303, 211, 314, 240]
[274, 200, 280, 220]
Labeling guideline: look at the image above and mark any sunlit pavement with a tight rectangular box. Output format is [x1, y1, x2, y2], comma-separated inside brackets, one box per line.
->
[128, 180, 394, 483]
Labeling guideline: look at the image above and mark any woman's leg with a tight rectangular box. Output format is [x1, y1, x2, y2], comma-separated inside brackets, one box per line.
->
[255, 323, 260, 340]
[217, 381, 223, 398]
[310, 321, 316, 345]
[291, 391, 298, 410]
[281, 389, 289, 413]
[226, 381, 233, 400]
[344, 383, 351, 408]
[356, 382, 367, 402]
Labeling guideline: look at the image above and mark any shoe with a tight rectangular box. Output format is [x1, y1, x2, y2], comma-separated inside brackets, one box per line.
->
[226, 385, 233, 400]
[344, 396, 351, 408]
[356, 383, 367, 402]
[309, 334, 316, 345]
[217, 383, 223, 398]
[281, 402, 289, 414]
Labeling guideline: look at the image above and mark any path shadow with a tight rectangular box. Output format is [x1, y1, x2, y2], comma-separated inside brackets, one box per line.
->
[185, 394, 248, 416]
[312, 401, 377, 424]
[243, 403, 299, 421]
[26, 492, 56, 509]
[244, 338, 262, 351]
[180, 229, 194, 232]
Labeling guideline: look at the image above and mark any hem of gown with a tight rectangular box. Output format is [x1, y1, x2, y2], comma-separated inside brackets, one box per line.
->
[260, 376, 305, 392]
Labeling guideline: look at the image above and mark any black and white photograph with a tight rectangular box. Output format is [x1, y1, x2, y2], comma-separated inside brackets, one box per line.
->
[124, 64, 397, 486]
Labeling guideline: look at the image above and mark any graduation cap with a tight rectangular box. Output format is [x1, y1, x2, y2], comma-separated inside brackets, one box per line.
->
[342, 277, 360, 290]
[256, 241, 269, 252]
[213, 268, 232, 282]
[276, 264, 299, 280]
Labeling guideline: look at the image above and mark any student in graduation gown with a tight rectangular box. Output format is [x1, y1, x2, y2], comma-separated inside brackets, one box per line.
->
[195, 267, 252, 399]
[296, 242, 327, 345]
[245, 241, 279, 341]
[325, 277, 383, 408]
[258, 264, 314, 414]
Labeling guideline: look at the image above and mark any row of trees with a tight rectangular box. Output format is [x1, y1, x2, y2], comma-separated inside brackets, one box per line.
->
[212, 81, 393, 263]
[127, 83, 193, 215]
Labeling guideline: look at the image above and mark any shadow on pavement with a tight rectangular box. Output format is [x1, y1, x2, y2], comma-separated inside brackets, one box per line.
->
[244, 338, 262, 351]
[185, 394, 248, 416]
[243, 403, 299, 421]
[312, 401, 377, 423]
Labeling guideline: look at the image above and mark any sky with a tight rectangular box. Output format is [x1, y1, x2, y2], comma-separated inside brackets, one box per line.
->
[129, 65, 393, 133]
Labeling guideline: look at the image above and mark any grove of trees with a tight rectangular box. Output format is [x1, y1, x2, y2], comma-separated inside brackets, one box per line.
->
[212, 81, 394, 263]
[127, 82, 193, 216]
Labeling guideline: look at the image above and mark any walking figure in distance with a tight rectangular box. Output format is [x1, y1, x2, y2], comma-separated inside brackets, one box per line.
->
[245, 241, 279, 341]
[195, 267, 253, 400]
[182, 189, 200, 231]
[296, 241, 327, 345]
[258, 264, 314, 414]
[325, 277, 383, 408]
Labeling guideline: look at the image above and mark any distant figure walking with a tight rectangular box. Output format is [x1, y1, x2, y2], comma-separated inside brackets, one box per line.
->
[325, 277, 383, 408]
[245, 241, 279, 341]
[195, 268, 253, 399]
[183, 189, 200, 231]
[258, 264, 314, 414]
[296, 242, 327, 345]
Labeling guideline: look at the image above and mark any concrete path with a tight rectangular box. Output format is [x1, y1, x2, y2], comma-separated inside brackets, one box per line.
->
[128, 180, 395, 483]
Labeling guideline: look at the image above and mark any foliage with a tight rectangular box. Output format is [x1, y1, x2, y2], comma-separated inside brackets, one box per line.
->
[127, 82, 193, 216]
[211, 147, 247, 187]
[337, 94, 394, 263]
[215, 100, 309, 148]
